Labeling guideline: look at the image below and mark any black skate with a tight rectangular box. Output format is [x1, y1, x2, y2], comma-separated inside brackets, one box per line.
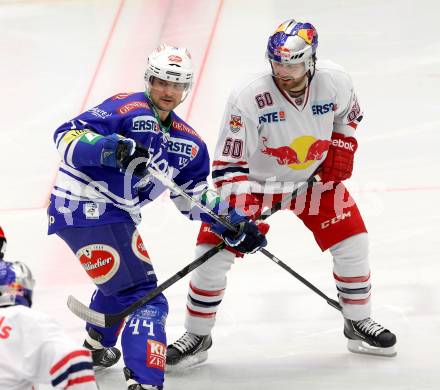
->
[344, 317, 397, 357]
[83, 328, 121, 369]
[124, 367, 163, 390]
[166, 332, 212, 371]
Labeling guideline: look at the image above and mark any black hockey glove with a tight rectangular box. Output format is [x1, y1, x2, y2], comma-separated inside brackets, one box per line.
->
[101, 134, 150, 177]
[211, 210, 267, 254]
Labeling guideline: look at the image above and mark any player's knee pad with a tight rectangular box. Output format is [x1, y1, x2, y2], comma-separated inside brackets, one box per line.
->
[192, 245, 236, 287]
[121, 293, 168, 387]
[330, 232, 369, 273]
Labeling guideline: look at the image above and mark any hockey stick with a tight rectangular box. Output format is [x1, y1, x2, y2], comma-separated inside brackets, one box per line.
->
[67, 243, 225, 328]
[258, 248, 342, 311]
[67, 174, 320, 327]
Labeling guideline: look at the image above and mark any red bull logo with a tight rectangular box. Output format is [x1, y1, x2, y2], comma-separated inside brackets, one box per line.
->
[297, 28, 315, 44]
[274, 46, 292, 60]
[261, 136, 299, 165]
[261, 135, 330, 170]
[229, 115, 243, 132]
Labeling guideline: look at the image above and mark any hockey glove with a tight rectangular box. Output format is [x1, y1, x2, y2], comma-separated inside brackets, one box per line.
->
[210, 210, 267, 254]
[320, 132, 358, 183]
[101, 134, 150, 177]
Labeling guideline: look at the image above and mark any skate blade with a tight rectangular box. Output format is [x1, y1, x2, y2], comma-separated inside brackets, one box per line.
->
[347, 339, 397, 357]
[165, 351, 208, 373]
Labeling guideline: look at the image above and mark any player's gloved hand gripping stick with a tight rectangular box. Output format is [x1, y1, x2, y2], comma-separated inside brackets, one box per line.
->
[101, 134, 265, 253]
[68, 154, 339, 327]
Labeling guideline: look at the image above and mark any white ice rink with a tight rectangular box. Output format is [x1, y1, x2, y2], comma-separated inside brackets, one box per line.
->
[1, 0, 440, 389]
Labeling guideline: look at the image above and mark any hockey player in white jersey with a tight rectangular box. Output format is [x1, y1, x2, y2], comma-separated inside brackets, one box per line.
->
[167, 19, 397, 368]
[0, 226, 6, 259]
[0, 256, 98, 389]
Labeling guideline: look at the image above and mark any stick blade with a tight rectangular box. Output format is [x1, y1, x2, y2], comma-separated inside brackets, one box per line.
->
[67, 295, 106, 328]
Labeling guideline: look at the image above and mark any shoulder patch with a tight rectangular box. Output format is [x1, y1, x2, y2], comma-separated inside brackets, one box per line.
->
[172, 120, 202, 140]
[117, 101, 149, 115]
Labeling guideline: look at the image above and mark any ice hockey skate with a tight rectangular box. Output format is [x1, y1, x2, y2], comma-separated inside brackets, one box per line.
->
[344, 317, 397, 357]
[166, 332, 212, 371]
[83, 328, 121, 369]
[123, 367, 163, 389]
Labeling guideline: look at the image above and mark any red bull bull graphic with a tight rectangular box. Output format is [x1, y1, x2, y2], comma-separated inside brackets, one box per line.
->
[261, 135, 330, 170]
[261, 136, 299, 165]
[304, 139, 331, 162]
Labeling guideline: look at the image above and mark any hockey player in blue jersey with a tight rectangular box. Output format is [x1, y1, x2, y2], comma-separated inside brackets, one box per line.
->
[47, 44, 267, 390]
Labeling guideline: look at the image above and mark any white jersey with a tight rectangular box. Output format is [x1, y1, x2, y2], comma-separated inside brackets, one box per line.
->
[0, 305, 97, 390]
[212, 60, 363, 195]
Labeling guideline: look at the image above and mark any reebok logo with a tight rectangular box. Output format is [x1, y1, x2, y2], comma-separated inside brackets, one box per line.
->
[332, 139, 355, 151]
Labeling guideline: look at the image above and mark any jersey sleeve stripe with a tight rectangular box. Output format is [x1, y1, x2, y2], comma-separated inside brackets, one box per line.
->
[50, 350, 91, 375]
[212, 160, 248, 167]
[212, 166, 249, 179]
[55, 131, 66, 148]
[213, 175, 249, 188]
[52, 362, 94, 387]
[348, 121, 358, 129]
[66, 375, 97, 388]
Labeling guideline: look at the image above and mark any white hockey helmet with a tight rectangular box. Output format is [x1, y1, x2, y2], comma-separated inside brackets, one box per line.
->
[144, 44, 194, 101]
[0, 260, 35, 307]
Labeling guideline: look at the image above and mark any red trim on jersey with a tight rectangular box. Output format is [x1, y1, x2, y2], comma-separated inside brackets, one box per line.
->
[348, 121, 358, 129]
[196, 182, 367, 253]
[187, 306, 216, 318]
[190, 282, 225, 297]
[341, 295, 371, 305]
[273, 76, 311, 111]
[67, 375, 96, 388]
[212, 160, 248, 166]
[333, 272, 370, 283]
[214, 175, 248, 188]
[50, 350, 91, 375]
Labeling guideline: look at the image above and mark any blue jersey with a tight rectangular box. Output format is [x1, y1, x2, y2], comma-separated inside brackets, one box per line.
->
[48, 92, 220, 234]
